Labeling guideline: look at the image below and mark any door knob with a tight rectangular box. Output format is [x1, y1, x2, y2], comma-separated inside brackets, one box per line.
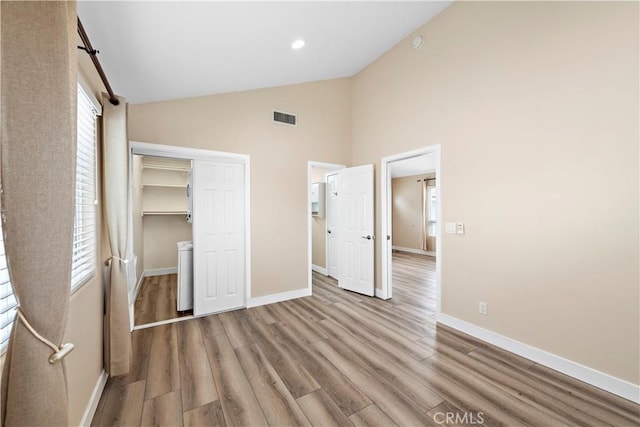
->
[327, 230, 332, 234]
[361, 235, 372, 240]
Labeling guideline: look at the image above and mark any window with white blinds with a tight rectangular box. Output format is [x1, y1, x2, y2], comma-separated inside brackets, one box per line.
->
[0, 223, 17, 352]
[72, 84, 98, 291]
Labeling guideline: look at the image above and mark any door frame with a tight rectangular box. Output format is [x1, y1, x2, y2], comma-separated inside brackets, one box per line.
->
[380, 145, 441, 313]
[129, 141, 251, 329]
[324, 171, 339, 280]
[307, 161, 345, 294]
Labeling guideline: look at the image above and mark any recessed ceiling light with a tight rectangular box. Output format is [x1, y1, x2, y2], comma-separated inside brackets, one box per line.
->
[291, 39, 306, 50]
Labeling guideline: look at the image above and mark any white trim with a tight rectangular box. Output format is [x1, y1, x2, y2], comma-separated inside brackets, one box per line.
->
[129, 301, 135, 332]
[131, 141, 249, 163]
[79, 369, 108, 426]
[324, 171, 340, 281]
[437, 313, 640, 404]
[312, 264, 328, 276]
[128, 272, 145, 304]
[144, 267, 178, 277]
[307, 161, 345, 297]
[380, 144, 441, 309]
[126, 146, 135, 306]
[375, 288, 387, 299]
[392, 246, 435, 257]
[135, 273, 144, 297]
[247, 288, 311, 308]
[244, 157, 252, 303]
[133, 315, 196, 330]
[128, 272, 146, 330]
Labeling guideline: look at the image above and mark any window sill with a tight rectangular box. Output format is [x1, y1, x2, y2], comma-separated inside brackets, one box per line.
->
[71, 272, 96, 296]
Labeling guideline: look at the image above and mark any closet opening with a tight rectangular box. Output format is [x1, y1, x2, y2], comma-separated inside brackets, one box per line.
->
[129, 142, 251, 330]
[132, 154, 194, 328]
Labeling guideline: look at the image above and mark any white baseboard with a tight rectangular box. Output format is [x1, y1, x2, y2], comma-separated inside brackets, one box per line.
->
[79, 369, 108, 426]
[392, 246, 435, 257]
[248, 288, 312, 308]
[312, 264, 328, 276]
[144, 267, 178, 277]
[437, 313, 640, 404]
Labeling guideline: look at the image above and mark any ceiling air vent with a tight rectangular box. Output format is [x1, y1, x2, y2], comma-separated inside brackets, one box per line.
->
[273, 110, 297, 127]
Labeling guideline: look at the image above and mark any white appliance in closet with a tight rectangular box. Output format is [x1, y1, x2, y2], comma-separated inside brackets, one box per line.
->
[177, 240, 193, 311]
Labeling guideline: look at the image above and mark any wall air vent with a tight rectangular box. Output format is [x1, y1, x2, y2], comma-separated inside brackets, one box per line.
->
[273, 110, 297, 127]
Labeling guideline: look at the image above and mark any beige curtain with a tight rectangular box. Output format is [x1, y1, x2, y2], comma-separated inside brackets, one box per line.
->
[1, 2, 77, 425]
[102, 93, 132, 376]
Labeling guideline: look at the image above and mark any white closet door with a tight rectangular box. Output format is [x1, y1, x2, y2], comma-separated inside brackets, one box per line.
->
[193, 160, 245, 315]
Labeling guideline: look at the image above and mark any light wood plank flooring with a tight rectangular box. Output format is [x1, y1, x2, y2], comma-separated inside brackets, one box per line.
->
[94, 253, 640, 426]
[134, 274, 193, 326]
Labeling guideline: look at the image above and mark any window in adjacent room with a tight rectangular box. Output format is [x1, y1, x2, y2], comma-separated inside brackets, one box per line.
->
[427, 185, 437, 237]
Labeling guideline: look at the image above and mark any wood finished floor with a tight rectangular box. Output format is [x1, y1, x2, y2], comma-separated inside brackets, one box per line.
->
[94, 253, 640, 426]
[134, 274, 193, 326]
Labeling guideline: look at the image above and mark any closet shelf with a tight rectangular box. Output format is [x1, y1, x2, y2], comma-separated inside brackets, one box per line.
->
[142, 184, 187, 188]
[142, 210, 188, 216]
[142, 164, 190, 172]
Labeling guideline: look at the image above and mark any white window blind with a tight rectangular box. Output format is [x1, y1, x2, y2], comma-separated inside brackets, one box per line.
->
[0, 222, 17, 352]
[72, 84, 98, 290]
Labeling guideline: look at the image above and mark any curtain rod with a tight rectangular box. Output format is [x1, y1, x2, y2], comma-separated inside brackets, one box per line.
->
[77, 17, 119, 106]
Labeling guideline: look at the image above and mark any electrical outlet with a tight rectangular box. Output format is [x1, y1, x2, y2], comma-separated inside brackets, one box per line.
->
[479, 301, 488, 315]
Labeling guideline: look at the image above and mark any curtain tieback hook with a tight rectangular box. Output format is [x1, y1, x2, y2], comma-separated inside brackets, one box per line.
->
[16, 307, 74, 364]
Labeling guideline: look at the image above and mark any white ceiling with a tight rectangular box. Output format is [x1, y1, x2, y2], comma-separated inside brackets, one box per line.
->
[77, 1, 452, 104]
[389, 153, 436, 178]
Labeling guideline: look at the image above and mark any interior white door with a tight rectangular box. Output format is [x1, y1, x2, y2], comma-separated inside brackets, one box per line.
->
[326, 173, 339, 279]
[193, 160, 245, 316]
[337, 164, 374, 296]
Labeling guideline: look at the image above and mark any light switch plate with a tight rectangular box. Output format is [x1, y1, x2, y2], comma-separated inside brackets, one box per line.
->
[445, 222, 457, 234]
[456, 223, 465, 234]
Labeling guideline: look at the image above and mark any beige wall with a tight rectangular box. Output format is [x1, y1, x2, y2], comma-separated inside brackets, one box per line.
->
[63, 50, 107, 425]
[128, 78, 352, 297]
[311, 167, 332, 269]
[64, 271, 104, 425]
[143, 215, 193, 270]
[352, 1, 639, 384]
[391, 174, 435, 251]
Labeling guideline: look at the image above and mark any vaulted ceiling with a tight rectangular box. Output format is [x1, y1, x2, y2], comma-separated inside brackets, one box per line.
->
[77, 1, 452, 104]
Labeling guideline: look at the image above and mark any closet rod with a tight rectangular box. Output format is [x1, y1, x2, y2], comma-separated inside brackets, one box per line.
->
[77, 17, 119, 106]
